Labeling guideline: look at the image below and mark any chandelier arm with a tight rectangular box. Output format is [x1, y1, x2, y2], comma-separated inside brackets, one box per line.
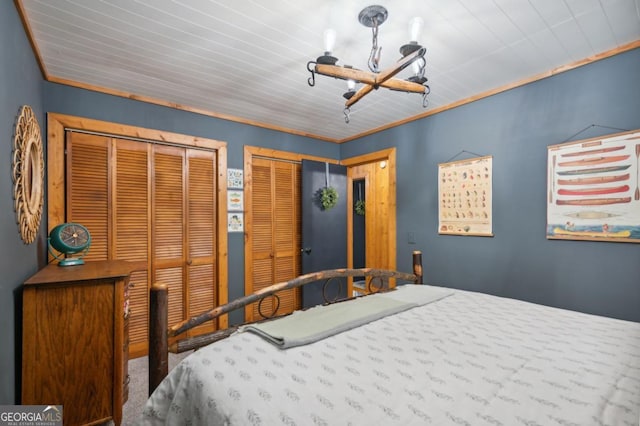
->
[346, 48, 427, 108]
[345, 84, 375, 108]
[380, 78, 426, 93]
[314, 64, 425, 94]
[376, 47, 426, 86]
[314, 64, 377, 85]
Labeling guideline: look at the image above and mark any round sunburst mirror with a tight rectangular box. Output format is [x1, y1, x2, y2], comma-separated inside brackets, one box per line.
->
[12, 105, 44, 244]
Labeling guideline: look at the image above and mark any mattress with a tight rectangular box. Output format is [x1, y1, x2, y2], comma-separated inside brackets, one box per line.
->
[139, 286, 640, 426]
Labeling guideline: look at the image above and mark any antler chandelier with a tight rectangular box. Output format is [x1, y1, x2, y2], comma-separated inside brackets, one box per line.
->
[307, 5, 430, 123]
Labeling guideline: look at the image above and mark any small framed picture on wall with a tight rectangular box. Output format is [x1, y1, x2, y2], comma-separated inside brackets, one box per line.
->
[227, 190, 243, 211]
[228, 212, 243, 233]
[227, 168, 243, 189]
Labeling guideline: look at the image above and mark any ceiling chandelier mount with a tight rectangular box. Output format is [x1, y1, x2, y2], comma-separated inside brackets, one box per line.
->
[358, 5, 387, 73]
[307, 5, 430, 123]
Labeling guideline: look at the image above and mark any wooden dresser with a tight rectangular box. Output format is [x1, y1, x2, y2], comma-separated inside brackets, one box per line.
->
[22, 260, 138, 426]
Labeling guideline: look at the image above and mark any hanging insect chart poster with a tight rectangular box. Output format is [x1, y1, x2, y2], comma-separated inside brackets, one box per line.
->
[438, 155, 493, 236]
[547, 129, 640, 243]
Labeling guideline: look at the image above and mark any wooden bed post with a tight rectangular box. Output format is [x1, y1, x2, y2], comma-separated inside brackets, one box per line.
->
[412, 250, 423, 284]
[149, 282, 168, 396]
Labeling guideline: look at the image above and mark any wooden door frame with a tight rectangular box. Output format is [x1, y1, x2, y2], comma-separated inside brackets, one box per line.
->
[47, 113, 230, 329]
[341, 148, 397, 294]
[243, 146, 339, 322]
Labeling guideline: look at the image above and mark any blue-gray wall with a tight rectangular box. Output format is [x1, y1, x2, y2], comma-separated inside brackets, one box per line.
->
[0, 1, 45, 404]
[342, 48, 640, 323]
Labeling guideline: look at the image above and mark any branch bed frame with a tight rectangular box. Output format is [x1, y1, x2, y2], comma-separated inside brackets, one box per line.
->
[148, 251, 423, 394]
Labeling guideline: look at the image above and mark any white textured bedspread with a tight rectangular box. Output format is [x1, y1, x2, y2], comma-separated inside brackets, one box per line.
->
[140, 286, 640, 426]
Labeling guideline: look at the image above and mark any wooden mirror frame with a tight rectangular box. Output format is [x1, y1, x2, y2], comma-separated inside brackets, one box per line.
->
[12, 105, 44, 244]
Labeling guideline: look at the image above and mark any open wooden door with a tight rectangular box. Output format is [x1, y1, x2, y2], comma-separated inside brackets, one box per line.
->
[301, 160, 348, 308]
[344, 148, 397, 295]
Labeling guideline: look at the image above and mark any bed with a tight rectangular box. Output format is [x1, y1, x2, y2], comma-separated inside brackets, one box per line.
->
[139, 252, 640, 426]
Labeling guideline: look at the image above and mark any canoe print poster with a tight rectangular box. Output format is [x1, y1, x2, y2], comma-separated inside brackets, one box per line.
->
[438, 155, 493, 236]
[547, 129, 640, 243]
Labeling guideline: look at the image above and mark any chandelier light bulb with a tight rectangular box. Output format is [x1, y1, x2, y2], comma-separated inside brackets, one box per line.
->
[412, 57, 425, 75]
[343, 77, 357, 100]
[323, 28, 336, 54]
[412, 60, 421, 75]
[409, 17, 424, 42]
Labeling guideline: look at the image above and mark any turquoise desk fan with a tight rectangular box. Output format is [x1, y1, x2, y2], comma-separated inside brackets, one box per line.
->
[48, 223, 91, 266]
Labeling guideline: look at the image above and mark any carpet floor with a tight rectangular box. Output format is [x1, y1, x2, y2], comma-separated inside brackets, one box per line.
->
[120, 351, 193, 425]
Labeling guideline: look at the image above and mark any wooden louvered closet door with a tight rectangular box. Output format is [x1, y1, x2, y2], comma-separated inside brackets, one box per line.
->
[66, 132, 218, 357]
[153, 146, 218, 339]
[113, 139, 150, 351]
[247, 158, 301, 321]
[185, 150, 217, 333]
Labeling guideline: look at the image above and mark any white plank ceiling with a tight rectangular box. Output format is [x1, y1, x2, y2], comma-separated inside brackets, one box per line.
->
[18, 0, 640, 142]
